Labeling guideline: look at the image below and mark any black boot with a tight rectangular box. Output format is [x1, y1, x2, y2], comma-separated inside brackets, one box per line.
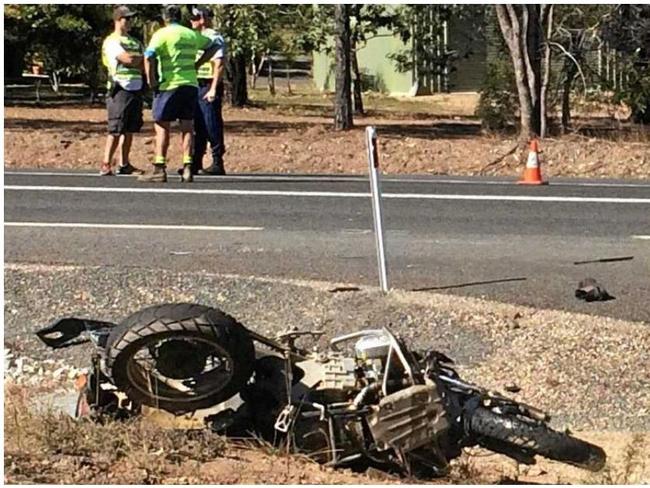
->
[200, 158, 226, 176]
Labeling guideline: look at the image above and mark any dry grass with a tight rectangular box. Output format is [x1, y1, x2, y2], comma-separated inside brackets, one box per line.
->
[3, 383, 381, 484]
[4, 383, 227, 484]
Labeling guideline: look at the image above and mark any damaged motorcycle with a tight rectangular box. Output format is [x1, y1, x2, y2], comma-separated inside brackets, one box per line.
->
[37, 303, 606, 478]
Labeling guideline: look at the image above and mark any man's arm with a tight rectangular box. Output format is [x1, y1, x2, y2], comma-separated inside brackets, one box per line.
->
[144, 33, 161, 90]
[116, 52, 143, 69]
[144, 54, 158, 90]
[203, 58, 224, 101]
[195, 35, 222, 70]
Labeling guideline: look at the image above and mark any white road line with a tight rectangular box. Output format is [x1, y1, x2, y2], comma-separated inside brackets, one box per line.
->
[5, 171, 650, 188]
[4, 222, 264, 231]
[5, 185, 650, 204]
[632, 235, 650, 240]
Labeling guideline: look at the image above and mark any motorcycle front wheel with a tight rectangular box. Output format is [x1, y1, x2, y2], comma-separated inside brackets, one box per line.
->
[469, 407, 606, 471]
[106, 303, 255, 413]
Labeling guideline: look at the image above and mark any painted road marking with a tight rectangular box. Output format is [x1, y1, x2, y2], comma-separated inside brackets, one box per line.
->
[4, 222, 264, 231]
[632, 235, 650, 240]
[5, 185, 650, 204]
[5, 171, 650, 188]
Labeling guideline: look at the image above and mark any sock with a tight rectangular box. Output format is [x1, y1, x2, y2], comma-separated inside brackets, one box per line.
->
[183, 155, 192, 166]
[155, 155, 166, 166]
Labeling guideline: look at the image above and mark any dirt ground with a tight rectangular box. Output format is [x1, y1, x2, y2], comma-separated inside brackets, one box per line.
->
[4, 90, 650, 178]
[5, 382, 648, 485]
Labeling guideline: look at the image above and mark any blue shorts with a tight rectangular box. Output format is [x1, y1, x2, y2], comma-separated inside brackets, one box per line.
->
[152, 85, 198, 122]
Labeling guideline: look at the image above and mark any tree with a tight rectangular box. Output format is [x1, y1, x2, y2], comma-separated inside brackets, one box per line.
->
[333, 5, 353, 130]
[495, 5, 554, 140]
[547, 5, 614, 133]
[4, 5, 111, 98]
[601, 5, 650, 123]
[349, 5, 398, 115]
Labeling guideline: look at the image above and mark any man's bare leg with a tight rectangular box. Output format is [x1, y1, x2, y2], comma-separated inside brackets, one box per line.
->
[179, 119, 194, 182]
[116, 133, 143, 174]
[119, 134, 131, 166]
[155, 121, 171, 162]
[138, 122, 170, 182]
[101, 134, 120, 175]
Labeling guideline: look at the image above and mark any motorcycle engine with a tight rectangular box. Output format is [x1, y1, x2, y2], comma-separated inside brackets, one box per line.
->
[354, 333, 391, 383]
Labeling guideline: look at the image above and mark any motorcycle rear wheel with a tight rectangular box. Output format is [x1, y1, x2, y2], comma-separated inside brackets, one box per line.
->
[106, 303, 255, 413]
[469, 407, 606, 471]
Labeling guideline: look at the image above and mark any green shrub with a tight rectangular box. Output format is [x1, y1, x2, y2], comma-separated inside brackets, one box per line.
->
[476, 61, 518, 131]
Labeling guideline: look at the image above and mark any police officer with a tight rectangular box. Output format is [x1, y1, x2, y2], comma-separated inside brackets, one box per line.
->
[139, 5, 221, 183]
[100, 5, 145, 176]
[189, 6, 227, 176]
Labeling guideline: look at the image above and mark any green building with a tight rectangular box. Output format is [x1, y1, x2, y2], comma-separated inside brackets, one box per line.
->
[313, 7, 491, 96]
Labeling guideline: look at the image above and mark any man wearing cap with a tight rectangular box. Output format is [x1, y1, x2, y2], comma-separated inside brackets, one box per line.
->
[100, 5, 145, 176]
[190, 6, 227, 176]
[139, 5, 221, 183]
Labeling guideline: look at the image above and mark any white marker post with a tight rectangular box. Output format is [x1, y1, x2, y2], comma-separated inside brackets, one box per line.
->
[366, 126, 389, 293]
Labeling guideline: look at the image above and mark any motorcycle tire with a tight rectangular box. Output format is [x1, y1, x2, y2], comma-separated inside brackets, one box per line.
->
[469, 407, 606, 471]
[106, 303, 255, 413]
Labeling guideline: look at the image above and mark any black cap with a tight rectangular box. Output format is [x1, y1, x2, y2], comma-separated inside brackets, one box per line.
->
[163, 4, 182, 22]
[190, 6, 213, 20]
[113, 5, 136, 21]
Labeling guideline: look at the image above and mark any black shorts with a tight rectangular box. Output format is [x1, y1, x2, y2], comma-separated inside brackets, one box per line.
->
[152, 85, 198, 123]
[107, 87, 143, 135]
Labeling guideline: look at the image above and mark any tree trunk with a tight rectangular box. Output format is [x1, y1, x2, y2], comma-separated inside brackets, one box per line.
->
[251, 53, 257, 89]
[540, 5, 553, 138]
[229, 53, 248, 107]
[351, 38, 364, 115]
[495, 5, 548, 140]
[561, 63, 577, 133]
[286, 67, 292, 95]
[334, 4, 353, 130]
[267, 55, 275, 96]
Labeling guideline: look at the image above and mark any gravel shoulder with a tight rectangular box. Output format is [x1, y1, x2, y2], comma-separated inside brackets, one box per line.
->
[4, 104, 649, 179]
[4, 263, 650, 483]
[5, 262, 649, 431]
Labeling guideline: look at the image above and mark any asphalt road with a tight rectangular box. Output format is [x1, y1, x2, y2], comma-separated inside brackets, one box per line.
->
[5, 170, 650, 323]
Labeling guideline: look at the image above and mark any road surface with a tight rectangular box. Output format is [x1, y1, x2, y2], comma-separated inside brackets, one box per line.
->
[5, 170, 650, 323]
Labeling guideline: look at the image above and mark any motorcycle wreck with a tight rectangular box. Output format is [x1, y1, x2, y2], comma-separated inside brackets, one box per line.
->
[37, 303, 606, 479]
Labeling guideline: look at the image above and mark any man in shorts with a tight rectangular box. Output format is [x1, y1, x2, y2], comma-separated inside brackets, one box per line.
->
[100, 5, 145, 176]
[138, 5, 221, 183]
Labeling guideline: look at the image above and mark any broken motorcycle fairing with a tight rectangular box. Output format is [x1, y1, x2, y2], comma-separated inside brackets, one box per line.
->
[36, 303, 606, 478]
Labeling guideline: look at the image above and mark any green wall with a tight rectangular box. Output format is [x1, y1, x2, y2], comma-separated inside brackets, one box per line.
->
[313, 30, 415, 96]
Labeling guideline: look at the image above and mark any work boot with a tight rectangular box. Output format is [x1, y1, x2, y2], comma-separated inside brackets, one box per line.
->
[181, 164, 193, 183]
[199, 162, 226, 176]
[117, 163, 145, 175]
[138, 165, 167, 183]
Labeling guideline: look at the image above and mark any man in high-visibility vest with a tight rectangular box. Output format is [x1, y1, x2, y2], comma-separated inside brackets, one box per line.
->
[139, 5, 221, 183]
[189, 6, 227, 176]
[100, 5, 145, 176]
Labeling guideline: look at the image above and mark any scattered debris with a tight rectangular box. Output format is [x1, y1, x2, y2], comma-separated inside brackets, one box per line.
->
[574, 256, 634, 265]
[328, 286, 361, 293]
[504, 383, 521, 393]
[575, 278, 615, 302]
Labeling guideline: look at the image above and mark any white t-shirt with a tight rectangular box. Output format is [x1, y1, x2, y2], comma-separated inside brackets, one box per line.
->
[202, 29, 226, 61]
[104, 38, 143, 91]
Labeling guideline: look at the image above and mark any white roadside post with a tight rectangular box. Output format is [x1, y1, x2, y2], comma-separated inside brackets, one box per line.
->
[366, 126, 389, 293]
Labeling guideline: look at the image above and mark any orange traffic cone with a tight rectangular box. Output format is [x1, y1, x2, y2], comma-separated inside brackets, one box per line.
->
[518, 139, 548, 185]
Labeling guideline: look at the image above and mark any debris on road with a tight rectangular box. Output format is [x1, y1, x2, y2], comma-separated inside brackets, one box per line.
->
[574, 256, 634, 265]
[575, 278, 615, 302]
